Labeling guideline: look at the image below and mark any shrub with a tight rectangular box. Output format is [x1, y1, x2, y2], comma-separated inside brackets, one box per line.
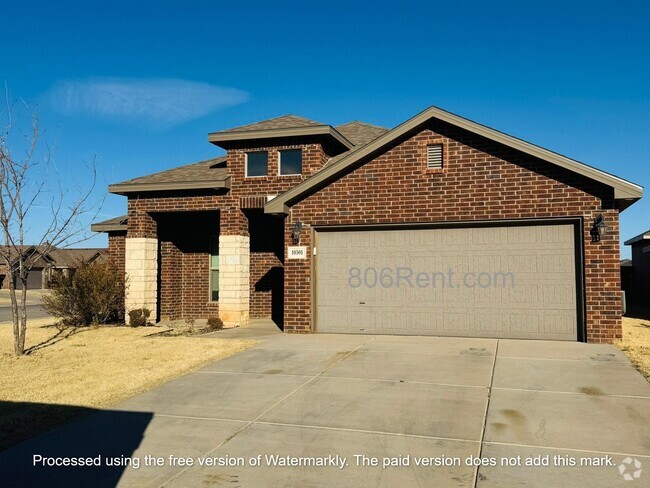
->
[183, 316, 195, 334]
[128, 308, 151, 327]
[206, 316, 224, 331]
[42, 260, 125, 326]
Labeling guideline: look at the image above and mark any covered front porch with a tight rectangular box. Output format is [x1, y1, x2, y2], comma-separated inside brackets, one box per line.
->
[124, 209, 284, 329]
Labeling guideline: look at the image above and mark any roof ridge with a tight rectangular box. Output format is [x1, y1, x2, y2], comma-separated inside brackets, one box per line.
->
[336, 120, 388, 130]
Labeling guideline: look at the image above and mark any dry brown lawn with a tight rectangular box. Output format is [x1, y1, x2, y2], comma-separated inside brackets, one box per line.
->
[616, 317, 650, 381]
[0, 318, 257, 450]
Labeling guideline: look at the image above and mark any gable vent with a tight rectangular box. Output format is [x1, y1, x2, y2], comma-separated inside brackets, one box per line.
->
[427, 144, 443, 169]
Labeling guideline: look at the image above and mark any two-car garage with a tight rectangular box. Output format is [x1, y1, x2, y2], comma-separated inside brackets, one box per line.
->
[315, 221, 582, 341]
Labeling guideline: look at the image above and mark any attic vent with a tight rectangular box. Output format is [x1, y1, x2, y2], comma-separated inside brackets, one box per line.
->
[427, 144, 443, 169]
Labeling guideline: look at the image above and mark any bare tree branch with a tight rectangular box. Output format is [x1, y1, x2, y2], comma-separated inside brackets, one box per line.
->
[1, 86, 103, 355]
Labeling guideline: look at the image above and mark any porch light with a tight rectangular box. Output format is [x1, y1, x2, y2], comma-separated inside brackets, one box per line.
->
[590, 214, 609, 242]
[291, 220, 303, 245]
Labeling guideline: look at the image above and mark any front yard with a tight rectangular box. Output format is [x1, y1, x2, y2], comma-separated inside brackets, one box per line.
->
[0, 319, 256, 450]
[617, 317, 650, 380]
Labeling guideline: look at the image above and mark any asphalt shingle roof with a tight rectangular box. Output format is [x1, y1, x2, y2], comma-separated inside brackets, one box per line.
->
[110, 117, 389, 190]
[335, 121, 389, 146]
[221, 115, 324, 133]
[114, 157, 227, 186]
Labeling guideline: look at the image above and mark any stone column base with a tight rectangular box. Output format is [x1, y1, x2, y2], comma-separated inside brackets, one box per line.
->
[125, 237, 158, 323]
[218, 235, 250, 328]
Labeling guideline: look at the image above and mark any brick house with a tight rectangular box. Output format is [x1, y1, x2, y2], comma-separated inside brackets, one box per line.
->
[0, 246, 106, 289]
[92, 106, 643, 343]
[622, 229, 650, 315]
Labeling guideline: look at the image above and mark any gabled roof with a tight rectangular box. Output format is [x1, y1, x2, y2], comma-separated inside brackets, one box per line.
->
[265, 106, 644, 215]
[624, 229, 650, 246]
[91, 215, 128, 233]
[109, 157, 229, 195]
[0, 246, 106, 268]
[335, 121, 389, 147]
[208, 115, 353, 154]
[48, 248, 106, 267]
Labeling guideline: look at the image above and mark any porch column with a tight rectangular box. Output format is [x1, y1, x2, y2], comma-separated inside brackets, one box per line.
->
[125, 238, 158, 322]
[125, 208, 158, 323]
[218, 235, 250, 327]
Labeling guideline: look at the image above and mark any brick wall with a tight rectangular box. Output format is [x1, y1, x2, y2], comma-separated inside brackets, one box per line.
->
[159, 240, 182, 320]
[284, 120, 621, 342]
[250, 252, 283, 318]
[181, 251, 219, 319]
[107, 233, 125, 273]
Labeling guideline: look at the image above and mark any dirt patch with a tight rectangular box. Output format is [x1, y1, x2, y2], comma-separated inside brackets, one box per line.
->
[578, 386, 603, 396]
[324, 350, 353, 369]
[501, 409, 526, 425]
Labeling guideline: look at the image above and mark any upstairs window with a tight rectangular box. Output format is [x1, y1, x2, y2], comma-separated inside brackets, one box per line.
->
[279, 149, 302, 176]
[246, 151, 268, 177]
[426, 144, 443, 170]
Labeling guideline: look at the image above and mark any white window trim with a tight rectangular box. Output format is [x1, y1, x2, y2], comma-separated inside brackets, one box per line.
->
[245, 151, 268, 178]
[209, 236, 219, 302]
[278, 148, 303, 176]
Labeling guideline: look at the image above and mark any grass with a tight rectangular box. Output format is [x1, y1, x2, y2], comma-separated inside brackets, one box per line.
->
[0, 318, 257, 450]
[616, 317, 650, 381]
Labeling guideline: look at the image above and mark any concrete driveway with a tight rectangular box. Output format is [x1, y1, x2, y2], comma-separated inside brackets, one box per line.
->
[1, 326, 649, 487]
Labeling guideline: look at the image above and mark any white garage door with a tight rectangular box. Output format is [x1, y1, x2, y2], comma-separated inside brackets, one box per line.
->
[315, 224, 578, 340]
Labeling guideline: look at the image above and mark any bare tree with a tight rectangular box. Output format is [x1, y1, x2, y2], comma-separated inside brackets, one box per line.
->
[0, 89, 99, 355]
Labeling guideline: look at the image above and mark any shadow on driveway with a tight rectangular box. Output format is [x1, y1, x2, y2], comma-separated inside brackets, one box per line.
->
[0, 401, 152, 488]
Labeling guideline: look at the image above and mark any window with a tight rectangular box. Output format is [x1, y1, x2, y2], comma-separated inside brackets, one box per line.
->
[210, 236, 219, 301]
[279, 149, 302, 175]
[246, 151, 268, 177]
[426, 144, 443, 170]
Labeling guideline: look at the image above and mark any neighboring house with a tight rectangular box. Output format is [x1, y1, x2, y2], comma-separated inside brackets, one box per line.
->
[92, 106, 643, 343]
[0, 246, 107, 290]
[623, 230, 650, 311]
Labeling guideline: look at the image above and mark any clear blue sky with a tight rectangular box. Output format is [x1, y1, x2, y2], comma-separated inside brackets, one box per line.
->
[2, 0, 648, 257]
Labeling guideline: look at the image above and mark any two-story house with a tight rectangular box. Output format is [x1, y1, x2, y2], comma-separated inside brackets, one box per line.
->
[92, 106, 643, 343]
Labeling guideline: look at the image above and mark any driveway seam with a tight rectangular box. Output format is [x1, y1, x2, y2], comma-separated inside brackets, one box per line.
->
[491, 386, 650, 400]
[198, 370, 489, 389]
[254, 420, 481, 444]
[483, 440, 650, 459]
[152, 414, 481, 444]
[159, 336, 377, 487]
[155, 414, 250, 424]
[195, 370, 314, 378]
[497, 355, 627, 363]
[473, 339, 499, 488]
[320, 375, 489, 389]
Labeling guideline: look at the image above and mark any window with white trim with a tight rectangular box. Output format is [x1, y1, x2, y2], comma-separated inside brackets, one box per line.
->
[279, 149, 302, 175]
[210, 236, 219, 301]
[426, 144, 443, 169]
[246, 151, 268, 177]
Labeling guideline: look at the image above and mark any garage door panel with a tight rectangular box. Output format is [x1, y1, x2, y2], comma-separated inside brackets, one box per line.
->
[316, 224, 578, 340]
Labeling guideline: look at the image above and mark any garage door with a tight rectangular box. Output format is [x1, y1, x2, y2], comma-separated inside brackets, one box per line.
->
[26, 269, 43, 289]
[315, 224, 579, 340]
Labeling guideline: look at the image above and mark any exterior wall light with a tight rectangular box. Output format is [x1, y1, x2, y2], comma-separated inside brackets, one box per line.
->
[590, 214, 609, 242]
[291, 220, 303, 245]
